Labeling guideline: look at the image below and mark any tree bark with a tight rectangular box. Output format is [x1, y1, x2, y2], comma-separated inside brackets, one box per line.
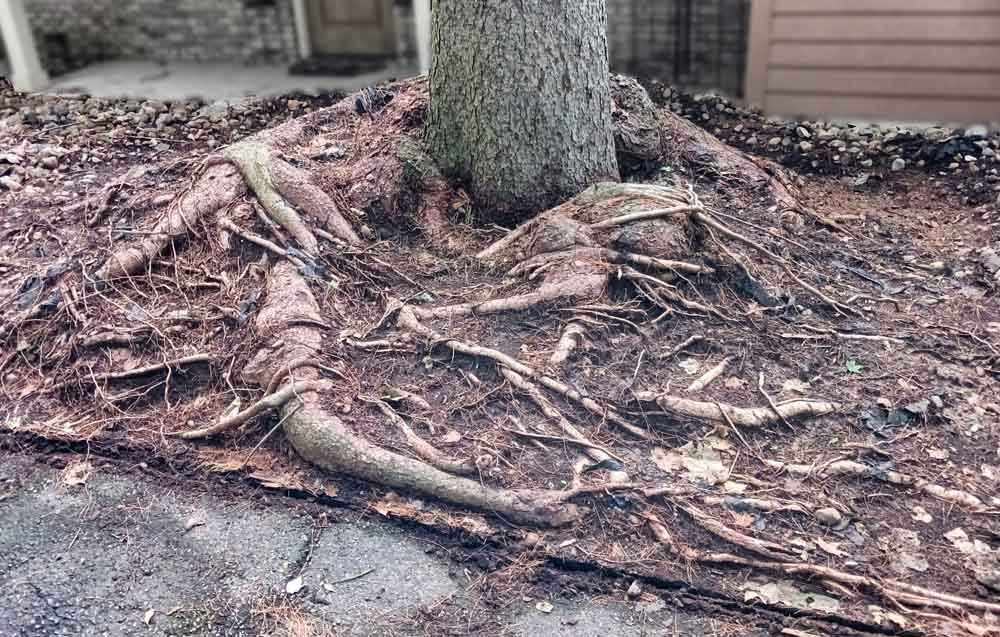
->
[427, 0, 619, 220]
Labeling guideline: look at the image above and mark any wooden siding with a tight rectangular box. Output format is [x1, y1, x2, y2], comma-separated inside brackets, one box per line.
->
[745, 0, 1000, 123]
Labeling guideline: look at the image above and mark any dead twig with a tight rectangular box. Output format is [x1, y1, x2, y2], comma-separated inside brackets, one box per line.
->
[589, 204, 701, 229]
[179, 380, 322, 439]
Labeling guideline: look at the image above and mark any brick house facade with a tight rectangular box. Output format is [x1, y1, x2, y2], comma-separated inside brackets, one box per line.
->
[21, 0, 301, 76]
[6, 0, 749, 96]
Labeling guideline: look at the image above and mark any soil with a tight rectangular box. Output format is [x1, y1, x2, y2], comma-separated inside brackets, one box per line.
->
[1, 78, 998, 637]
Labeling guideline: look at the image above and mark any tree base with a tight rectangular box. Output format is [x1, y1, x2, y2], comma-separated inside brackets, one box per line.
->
[3, 76, 996, 630]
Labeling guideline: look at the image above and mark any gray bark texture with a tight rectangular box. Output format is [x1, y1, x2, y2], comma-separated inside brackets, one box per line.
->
[427, 0, 620, 220]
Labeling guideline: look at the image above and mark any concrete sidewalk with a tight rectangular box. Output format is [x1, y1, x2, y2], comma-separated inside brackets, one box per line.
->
[0, 453, 742, 636]
[40, 60, 419, 101]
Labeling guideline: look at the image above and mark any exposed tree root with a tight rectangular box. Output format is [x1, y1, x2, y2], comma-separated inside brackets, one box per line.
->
[264, 356, 320, 395]
[590, 203, 700, 229]
[179, 380, 323, 440]
[499, 366, 628, 482]
[632, 392, 838, 428]
[78, 327, 153, 349]
[411, 282, 598, 321]
[645, 514, 1000, 615]
[96, 162, 245, 282]
[398, 306, 649, 439]
[692, 209, 856, 315]
[764, 458, 1000, 511]
[244, 262, 582, 527]
[224, 141, 361, 251]
[507, 247, 711, 280]
[367, 398, 477, 477]
[551, 321, 587, 365]
[13, 76, 996, 628]
[218, 216, 300, 265]
[656, 101, 847, 233]
[686, 356, 732, 393]
[679, 502, 801, 562]
[46, 353, 213, 394]
[663, 334, 705, 359]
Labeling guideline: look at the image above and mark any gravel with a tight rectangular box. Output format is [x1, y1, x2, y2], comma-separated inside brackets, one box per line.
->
[651, 83, 1000, 208]
[0, 87, 345, 196]
[3, 81, 998, 211]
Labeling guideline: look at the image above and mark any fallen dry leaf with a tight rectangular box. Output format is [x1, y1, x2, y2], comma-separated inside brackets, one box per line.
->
[285, 575, 303, 594]
[184, 511, 207, 532]
[722, 481, 747, 495]
[61, 461, 93, 487]
[868, 606, 908, 629]
[248, 470, 307, 492]
[878, 527, 928, 574]
[815, 537, 847, 557]
[729, 511, 754, 527]
[650, 442, 727, 486]
[743, 580, 839, 612]
[678, 358, 700, 375]
[781, 378, 811, 394]
[723, 376, 746, 389]
[927, 447, 950, 460]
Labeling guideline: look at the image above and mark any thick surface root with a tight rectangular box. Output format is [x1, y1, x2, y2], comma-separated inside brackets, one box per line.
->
[225, 141, 361, 250]
[633, 393, 839, 428]
[646, 516, 1000, 616]
[96, 161, 244, 282]
[245, 262, 581, 527]
[179, 380, 322, 440]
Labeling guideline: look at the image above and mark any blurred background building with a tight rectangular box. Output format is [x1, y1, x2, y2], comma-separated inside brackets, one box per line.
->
[0, 0, 749, 100]
[0, 0, 997, 126]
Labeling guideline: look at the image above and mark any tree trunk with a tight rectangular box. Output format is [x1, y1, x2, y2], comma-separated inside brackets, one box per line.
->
[427, 0, 619, 221]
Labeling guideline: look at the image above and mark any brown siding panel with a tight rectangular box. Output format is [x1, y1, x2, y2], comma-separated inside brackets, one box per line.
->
[771, 15, 1000, 42]
[745, 0, 1000, 123]
[768, 69, 1000, 99]
[769, 43, 1000, 71]
[774, 0, 1000, 15]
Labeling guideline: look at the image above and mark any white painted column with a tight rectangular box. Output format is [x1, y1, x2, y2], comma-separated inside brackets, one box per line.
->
[414, 0, 432, 73]
[0, 0, 49, 92]
[290, 0, 312, 59]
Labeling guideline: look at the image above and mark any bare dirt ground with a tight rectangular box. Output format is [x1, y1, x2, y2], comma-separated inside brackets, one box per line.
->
[1, 78, 998, 636]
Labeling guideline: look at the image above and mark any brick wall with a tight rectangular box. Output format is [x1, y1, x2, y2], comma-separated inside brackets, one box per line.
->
[19, 0, 119, 75]
[19, 0, 298, 76]
[114, 0, 298, 65]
